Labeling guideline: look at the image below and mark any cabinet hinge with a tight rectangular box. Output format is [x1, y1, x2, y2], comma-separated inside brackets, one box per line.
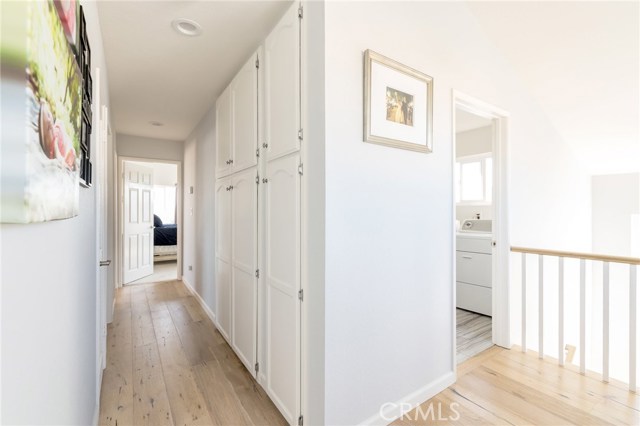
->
[255, 269, 260, 278]
[255, 56, 260, 69]
[298, 415, 304, 426]
[256, 148, 260, 158]
[255, 362, 259, 373]
[298, 4, 303, 19]
[298, 163, 304, 176]
[255, 175, 260, 184]
[298, 289, 304, 301]
[298, 128, 304, 141]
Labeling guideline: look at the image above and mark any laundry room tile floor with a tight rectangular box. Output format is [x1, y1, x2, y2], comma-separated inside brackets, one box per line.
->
[456, 308, 493, 364]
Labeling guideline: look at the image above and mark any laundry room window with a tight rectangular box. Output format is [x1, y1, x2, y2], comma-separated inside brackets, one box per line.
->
[455, 154, 493, 204]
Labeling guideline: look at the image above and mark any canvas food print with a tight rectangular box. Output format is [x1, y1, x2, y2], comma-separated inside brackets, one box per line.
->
[0, 0, 82, 223]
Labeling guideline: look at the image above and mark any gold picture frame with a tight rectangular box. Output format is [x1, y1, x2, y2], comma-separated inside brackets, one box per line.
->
[363, 50, 433, 153]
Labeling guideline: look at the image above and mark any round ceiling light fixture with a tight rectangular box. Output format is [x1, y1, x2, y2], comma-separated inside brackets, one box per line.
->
[171, 18, 202, 37]
[149, 121, 164, 127]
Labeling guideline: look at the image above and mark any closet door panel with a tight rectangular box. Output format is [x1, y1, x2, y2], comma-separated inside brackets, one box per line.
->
[215, 179, 232, 340]
[216, 259, 232, 341]
[231, 168, 258, 375]
[216, 88, 232, 177]
[264, 153, 300, 425]
[265, 5, 300, 161]
[232, 53, 259, 173]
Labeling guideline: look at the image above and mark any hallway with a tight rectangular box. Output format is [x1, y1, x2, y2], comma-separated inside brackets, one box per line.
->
[99, 280, 286, 426]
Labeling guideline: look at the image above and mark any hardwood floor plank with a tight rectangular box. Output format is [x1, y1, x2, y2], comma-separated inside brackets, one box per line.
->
[471, 365, 613, 425]
[100, 280, 288, 426]
[132, 343, 174, 426]
[192, 358, 254, 425]
[155, 336, 213, 426]
[99, 316, 134, 426]
[496, 349, 640, 411]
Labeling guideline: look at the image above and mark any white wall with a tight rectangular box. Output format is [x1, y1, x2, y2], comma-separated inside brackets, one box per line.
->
[302, 1, 326, 423]
[0, 2, 112, 423]
[322, 1, 592, 424]
[181, 105, 216, 309]
[456, 205, 492, 222]
[116, 133, 183, 162]
[456, 125, 492, 158]
[592, 173, 640, 257]
[130, 161, 177, 186]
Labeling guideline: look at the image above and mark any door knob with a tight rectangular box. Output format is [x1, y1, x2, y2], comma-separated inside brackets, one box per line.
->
[99, 260, 112, 267]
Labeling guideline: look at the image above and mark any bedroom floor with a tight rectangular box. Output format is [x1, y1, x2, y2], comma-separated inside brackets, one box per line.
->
[130, 260, 177, 285]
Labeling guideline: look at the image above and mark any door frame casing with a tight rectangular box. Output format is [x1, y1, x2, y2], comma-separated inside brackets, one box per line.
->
[116, 156, 183, 287]
[451, 90, 511, 374]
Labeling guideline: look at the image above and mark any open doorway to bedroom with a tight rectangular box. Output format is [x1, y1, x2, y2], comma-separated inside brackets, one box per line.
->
[118, 157, 182, 286]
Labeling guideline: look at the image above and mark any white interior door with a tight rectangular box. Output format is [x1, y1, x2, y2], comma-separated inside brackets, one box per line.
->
[123, 162, 154, 284]
[265, 153, 301, 425]
[97, 106, 109, 371]
[265, 4, 300, 161]
[93, 68, 108, 404]
[232, 50, 259, 172]
[231, 168, 258, 375]
[215, 178, 232, 341]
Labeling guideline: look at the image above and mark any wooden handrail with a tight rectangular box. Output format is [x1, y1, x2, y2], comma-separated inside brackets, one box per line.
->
[511, 246, 640, 265]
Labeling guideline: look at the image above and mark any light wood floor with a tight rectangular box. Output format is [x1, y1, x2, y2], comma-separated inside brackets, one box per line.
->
[130, 261, 178, 285]
[456, 308, 493, 364]
[393, 346, 640, 425]
[99, 280, 287, 426]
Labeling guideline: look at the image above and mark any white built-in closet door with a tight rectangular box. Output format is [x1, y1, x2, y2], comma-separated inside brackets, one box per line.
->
[231, 51, 259, 173]
[265, 4, 300, 161]
[265, 153, 300, 425]
[231, 168, 258, 375]
[215, 178, 232, 341]
[216, 88, 232, 177]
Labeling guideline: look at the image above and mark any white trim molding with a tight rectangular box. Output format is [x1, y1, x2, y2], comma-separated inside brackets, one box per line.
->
[358, 372, 456, 426]
[181, 277, 217, 327]
[452, 90, 511, 351]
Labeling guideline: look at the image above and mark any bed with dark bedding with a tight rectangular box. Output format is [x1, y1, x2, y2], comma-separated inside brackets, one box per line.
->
[154, 215, 177, 261]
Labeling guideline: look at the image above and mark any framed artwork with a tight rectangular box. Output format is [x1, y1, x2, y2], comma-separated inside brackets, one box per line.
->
[53, 0, 80, 55]
[0, 0, 83, 223]
[363, 50, 433, 153]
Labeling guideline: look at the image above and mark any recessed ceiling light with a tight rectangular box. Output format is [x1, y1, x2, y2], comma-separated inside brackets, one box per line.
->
[171, 19, 202, 37]
[149, 121, 164, 127]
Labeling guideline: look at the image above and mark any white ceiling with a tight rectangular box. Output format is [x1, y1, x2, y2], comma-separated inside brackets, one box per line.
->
[456, 109, 492, 133]
[98, 0, 292, 141]
[99, 1, 638, 175]
[466, 1, 639, 174]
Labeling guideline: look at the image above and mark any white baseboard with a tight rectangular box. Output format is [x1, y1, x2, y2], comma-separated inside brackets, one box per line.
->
[92, 403, 99, 426]
[181, 278, 217, 325]
[111, 295, 116, 322]
[358, 371, 456, 426]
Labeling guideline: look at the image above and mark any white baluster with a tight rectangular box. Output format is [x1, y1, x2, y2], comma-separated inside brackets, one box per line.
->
[559, 257, 564, 366]
[539, 255, 544, 359]
[630, 264, 637, 392]
[522, 253, 527, 352]
[580, 258, 586, 375]
[603, 261, 610, 383]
